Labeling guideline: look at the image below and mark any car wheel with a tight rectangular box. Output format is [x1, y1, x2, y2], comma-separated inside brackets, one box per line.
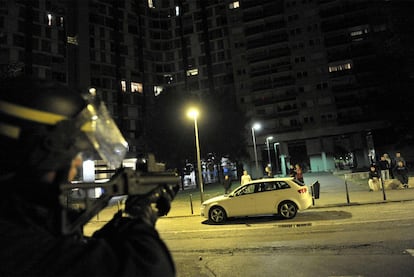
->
[209, 206, 227, 224]
[278, 201, 297, 219]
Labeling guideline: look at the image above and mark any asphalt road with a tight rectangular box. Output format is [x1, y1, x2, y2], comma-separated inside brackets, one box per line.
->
[82, 171, 414, 276]
[156, 201, 414, 277]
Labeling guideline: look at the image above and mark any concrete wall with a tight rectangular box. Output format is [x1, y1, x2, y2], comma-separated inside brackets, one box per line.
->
[309, 154, 335, 172]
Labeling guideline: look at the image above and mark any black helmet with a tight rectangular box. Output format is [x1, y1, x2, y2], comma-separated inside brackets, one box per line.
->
[0, 77, 128, 184]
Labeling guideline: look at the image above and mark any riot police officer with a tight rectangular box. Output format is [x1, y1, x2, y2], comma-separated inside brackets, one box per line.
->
[0, 77, 176, 276]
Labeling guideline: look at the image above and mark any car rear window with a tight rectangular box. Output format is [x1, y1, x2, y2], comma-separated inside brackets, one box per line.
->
[292, 179, 305, 186]
[259, 181, 291, 191]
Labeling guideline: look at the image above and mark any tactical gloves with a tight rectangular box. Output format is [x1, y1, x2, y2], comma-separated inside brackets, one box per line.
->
[125, 184, 179, 226]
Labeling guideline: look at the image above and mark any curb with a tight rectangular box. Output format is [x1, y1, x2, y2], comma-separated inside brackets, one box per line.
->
[310, 198, 414, 209]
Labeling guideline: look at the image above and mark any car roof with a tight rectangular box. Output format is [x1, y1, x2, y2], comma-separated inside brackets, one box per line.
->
[244, 177, 294, 185]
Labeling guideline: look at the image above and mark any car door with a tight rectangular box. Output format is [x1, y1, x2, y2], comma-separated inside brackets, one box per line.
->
[254, 181, 292, 215]
[224, 184, 257, 217]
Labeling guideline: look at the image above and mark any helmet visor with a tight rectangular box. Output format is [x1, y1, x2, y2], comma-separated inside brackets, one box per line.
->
[79, 101, 128, 169]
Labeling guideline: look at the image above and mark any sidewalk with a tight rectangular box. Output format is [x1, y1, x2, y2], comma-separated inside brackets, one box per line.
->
[90, 172, 414, 222]
[164, 172, 414, 218]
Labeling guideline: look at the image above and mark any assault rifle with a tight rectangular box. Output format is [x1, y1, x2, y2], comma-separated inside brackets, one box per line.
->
[59, 154, 180, 235]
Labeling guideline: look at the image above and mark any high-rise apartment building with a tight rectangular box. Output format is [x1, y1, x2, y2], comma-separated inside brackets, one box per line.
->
[1, 0, 412, 173]
[1, 0, 153, 157]
[228, 0, 413, 174]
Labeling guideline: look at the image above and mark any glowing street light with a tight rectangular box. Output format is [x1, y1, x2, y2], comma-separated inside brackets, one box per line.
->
[187, 108, 204, 203]
[251, 123, 261, 177]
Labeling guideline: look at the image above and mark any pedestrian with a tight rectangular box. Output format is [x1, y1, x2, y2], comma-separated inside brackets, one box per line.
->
[378, 155, 390, 180]
[288, 164, 296, 178]
[393, 160, 409, 189]
[264, 165, 272, 177]
[0, 77, 176, 276]
[223, 175, 232, 194]
[383, 153, 392, 167]
[368, 165, 382, 191]
[393, 151, 405, 167]
[383, 153, 393, 178]
[240, 170, 252, 185]
[295, 164, 304, 183]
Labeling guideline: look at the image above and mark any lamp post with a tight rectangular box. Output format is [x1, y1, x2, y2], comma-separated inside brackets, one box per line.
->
[187, 108, 204, 203]
[266, 136, 273, 169]
[251, 123, 261, 178]
[273, 142, 280, 174]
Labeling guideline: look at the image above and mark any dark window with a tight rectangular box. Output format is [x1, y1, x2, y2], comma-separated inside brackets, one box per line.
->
[41, 40, 51, 52]
[13, 34, 24, 47]
[0, 33, 6, 44]
[58, 43, 65, 55]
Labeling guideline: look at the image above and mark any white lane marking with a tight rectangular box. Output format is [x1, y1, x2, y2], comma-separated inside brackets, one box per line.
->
[328, 275, 364, 277]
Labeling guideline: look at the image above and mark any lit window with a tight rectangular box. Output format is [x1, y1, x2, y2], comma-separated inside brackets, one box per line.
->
[328, 62, 352, 73]
[350, 28, 368, 37]
[67, 36, 78, 45]
[229, 1, 240, 9]
[350, 28, 369, 41]
[186, 68, 198, 76]
[175, 6, 180, 16]
[131, 82, 143, 93]
[58, 16, 64, 28]
[154, 85, 163, 96]
[47, 13, 53, 26]
[350, 30, 363, 36]
[121, 80, 127, 92]
[148, 0, 154, 8]
[164, 74, 173, 84]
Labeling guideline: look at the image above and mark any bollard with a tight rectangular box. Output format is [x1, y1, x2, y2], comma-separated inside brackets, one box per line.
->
[310, 181, 320, 206]
[344, 178, 350, 204]
[189, 194, 194, 215]
[311, 181, 320, 206]
[380, 176, 387, 201]
[311, 185, 315, 206]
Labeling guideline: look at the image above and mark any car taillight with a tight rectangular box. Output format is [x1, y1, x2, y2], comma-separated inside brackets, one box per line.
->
[298, 187, 307, 194]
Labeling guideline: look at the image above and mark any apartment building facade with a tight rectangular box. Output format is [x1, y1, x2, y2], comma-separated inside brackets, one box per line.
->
[229, 0, 412, 174]
[1, 0, 412, 174]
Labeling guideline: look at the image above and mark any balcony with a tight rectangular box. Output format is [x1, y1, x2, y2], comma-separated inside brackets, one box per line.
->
[253, 92, 297, 106]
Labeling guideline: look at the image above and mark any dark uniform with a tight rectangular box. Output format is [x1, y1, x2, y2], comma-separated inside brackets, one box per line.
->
[0, 182, 175, 276]
[0, 77, 176, 276]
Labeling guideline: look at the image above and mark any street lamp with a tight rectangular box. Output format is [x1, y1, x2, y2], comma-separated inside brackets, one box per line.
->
[273, 142, 280, 174]
[187, 108, 204, 203]
[266, 136, 273, 169]
[251, 123, 261, 178]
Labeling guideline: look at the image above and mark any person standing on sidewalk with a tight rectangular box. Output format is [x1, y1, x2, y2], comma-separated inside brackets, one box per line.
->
[393, 160, 409, 189]
[368, 165, 382, 191]
[379, 155, 390, 180]
[384, 153, 393, 178]
[393, 152, 405, 167]
[264, 165, 272, 177]
[295, 164, 304, 183]
[288, 164, 296, 178]
[240, 170, 252, 185]
[223, 175, 233, 194]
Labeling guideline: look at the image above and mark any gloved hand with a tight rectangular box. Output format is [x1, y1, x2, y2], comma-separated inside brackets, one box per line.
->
[124, 184, 179, 226]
